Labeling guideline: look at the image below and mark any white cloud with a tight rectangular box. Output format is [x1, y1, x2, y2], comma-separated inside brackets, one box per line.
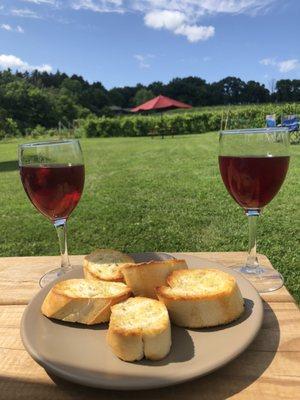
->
[71, 0, 124, 13]
[144, 10, 186, 30]
[277, 59, 299, 73]
[21, 0, 57, 3]
[8, 1, 279, 42]
[0, 54, 52, 73]
[1, 23, 25, 33]
[134, 54, 154, 68]
[175, 24, 215, 42]
[132, 0, 277, 16]
[16, 25, 25, 33]
[13, 0, 279, 16]
[1, 24, 12, 31]
[70, 0, 277, 42]
[189, 0, 275, 15]
[144, 9, 214, 42]
[11, 8, 40, 18]
[260, 57, 276, 66]
[260, 57, 299, 73]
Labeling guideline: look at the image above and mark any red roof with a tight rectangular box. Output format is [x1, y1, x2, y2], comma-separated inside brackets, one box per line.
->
[131, 95, 192, 112]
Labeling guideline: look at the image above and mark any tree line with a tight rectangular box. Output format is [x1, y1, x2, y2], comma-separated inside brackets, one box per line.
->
[0, 69, 299, 136]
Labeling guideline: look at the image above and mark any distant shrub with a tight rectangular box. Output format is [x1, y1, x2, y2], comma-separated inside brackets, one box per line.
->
[48, 128, 59, 136]
[99, 106, 115, 117]
[31, 124, 47, 137]
[0, 118, 21, 139]
[83, 117, 100, 137]
[120, 118, 136, 136]
[77, 103, 300, 138]
[0, 103, 299, 140]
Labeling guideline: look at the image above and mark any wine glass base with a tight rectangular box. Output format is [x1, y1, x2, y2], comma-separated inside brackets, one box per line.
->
[39, 266, 73, 288]
[229, 264, 284, 293]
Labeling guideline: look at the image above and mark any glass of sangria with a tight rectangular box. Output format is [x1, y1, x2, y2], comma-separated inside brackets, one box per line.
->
[218, 127, 290, 292]
[19, 140, 85, 287]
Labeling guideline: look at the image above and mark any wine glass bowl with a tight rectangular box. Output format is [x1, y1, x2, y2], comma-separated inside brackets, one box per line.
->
[219, 128, 290, 293]
[19, 140, 85, 287]
[20, 163, 84, 221]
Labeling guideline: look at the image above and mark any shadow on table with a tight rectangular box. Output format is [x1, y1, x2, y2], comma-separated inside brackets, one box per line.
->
[0, 302, 279, 400]
[0, 160, 18, 173]
[140, 326, 194, 366]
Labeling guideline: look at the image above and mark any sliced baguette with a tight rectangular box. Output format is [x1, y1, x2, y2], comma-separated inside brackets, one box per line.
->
[107, 297, 171, 362]
[83, 249, 135, 282]
[121, 259, 188, 298]
[157, 269, 244, 328]
[41, 279, 131, 325]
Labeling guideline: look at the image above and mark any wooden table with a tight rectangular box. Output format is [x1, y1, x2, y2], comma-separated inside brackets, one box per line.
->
[0, 252, 299, 400]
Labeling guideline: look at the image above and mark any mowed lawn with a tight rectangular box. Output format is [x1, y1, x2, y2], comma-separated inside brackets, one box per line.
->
[0, 133, 299, 302]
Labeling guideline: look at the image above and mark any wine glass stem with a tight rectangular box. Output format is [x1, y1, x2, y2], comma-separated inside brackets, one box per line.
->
[54, 218, 71, 270]
[244, 209, 261, 274]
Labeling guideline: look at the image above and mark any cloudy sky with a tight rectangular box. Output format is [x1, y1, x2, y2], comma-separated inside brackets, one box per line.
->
[0, 0, 299, 88]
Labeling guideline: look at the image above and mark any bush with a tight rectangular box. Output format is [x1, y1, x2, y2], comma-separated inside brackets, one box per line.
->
[48, 128, 59, 136]
[0, 117, 21, 139]
[76, 103, 300, 138]
[31, 124, 47, 137]
[0, 103, 299, 140]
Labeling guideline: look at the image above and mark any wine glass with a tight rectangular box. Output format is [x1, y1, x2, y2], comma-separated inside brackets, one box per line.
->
[19, 140, 85, 287]
[218, 128, 290, 293]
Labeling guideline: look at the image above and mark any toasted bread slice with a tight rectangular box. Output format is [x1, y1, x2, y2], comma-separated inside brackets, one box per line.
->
[157, 269, 244, 328]
[83, 249, 135, 282]
[41, 279, 131, 325]
[121, 259, 188, 298]
[107, 297, 171, 362]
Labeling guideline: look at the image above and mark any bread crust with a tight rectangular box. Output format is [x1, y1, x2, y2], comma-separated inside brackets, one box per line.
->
[157, 269, 244, 328]
[107, 297, 171, 361]
[83, 249, 135, 282]
[41, 279, 132, 325]
[121, 259, 188, 298]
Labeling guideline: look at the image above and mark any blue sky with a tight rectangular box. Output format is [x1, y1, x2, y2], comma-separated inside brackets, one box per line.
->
[0, 0, 299, 89]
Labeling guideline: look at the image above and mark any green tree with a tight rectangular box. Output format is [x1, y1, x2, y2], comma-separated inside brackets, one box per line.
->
[61, 77, 83, 101]
[166, 77, 206, 106]
[276, 80, 300, 102]
[243, 81, 269, 103]
[148, 81, 165, 96]
[55, 94, 78, 125]
[133, 88, 154, 106]
[108, 88, 126, 107]
[218, 77, 246, 104]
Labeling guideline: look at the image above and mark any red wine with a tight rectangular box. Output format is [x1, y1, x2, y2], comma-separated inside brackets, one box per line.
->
[20, 164, 85, 221]
[219, 156, 289, 209]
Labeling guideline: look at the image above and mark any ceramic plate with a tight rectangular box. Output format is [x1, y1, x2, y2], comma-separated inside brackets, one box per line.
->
[21, 253, 263, 390]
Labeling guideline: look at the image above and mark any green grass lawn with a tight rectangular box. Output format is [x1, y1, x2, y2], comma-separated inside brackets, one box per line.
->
[1, 134, 299, 302]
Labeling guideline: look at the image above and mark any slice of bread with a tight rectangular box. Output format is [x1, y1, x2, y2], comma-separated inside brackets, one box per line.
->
[41, 279, 131, 325]
[157, 269, 244, 328]
[83, 249, 135, 282]
[107, 297, 171, 362]
[121, 259, 188, 298]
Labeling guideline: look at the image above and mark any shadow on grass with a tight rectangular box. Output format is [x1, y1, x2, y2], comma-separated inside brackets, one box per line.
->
[0, 160, 18, 172]
[146, 135, 198, 140]
[2, 301, 279, 399]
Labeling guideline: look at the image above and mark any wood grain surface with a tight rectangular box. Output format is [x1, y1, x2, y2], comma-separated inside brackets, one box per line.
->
[0, 252, 299, 400]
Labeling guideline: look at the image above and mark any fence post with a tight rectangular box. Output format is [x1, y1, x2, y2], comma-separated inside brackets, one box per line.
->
[58, 121, 62, 137]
